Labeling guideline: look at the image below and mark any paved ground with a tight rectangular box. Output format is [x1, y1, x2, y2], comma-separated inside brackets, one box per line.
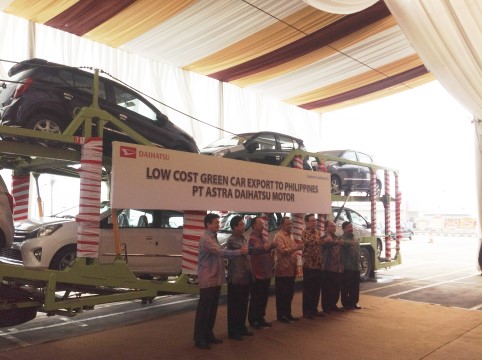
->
[1, 235, 481, 354]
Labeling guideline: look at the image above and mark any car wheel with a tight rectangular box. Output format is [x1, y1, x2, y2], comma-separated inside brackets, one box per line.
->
[331, 175, 342, 194]
[50, 245, 77, 271]
[359, 246, 373, 281]
[27, 113, 65, 134]
[0, 285, 37, 327]
[0, 230, 5, 248]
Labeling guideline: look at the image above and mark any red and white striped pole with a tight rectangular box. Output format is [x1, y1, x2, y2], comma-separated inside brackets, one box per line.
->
[384, 170, 391, 259]
[76, 137, 103, 258]
[291, 155, 304, 277]
[182, 210, 207, 275]
[317, 161, 327, 233]
[395, 173, 402, 256]
[370, 169, 377, 237]
[11, 173, 29, 222]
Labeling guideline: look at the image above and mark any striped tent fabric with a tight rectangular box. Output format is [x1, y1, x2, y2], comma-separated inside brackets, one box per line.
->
[1, 0, 434, 112]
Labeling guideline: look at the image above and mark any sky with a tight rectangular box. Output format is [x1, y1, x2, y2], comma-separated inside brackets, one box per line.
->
[317, 81, 476, 215]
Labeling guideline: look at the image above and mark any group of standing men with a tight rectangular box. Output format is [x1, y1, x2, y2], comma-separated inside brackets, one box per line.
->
[193, 212, 362, 350]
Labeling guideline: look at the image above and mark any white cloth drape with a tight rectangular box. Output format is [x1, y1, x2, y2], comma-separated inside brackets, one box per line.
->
[384, 0, 482, 242]
[384, 0, 482, 120]
[0, 12, 28, 78]
[0, 12, 322, 150]
[303, 0, 378, 14]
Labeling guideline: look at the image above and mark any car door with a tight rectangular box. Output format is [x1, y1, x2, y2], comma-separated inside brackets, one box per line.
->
[346, 208, 371, 238]
[332, 207, 350, 236]
[155, 210, 184, 275]
[355, 151, 373, 191]
[56, 69, 108, 125]
[103, 83, 173, 148]
[337, 150, 364, 191]
[99, 208, 163, 275]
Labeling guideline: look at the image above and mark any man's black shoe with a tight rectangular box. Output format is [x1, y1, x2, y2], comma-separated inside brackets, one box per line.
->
[208, 337, 223, 344]
[287, 315, 300, 321]
[316, 311, 326, 317]
[343, 305, 354, 310]
[241, 329, 254, 336]
[229, 333, 243, 341]
[278, 316, 291, 324]
[259, 320, 272, 328]
[303, 314, 315, 320]
[195, 341, 211, 350]
[251, 322, 263, 329]
[332, 307, 345, 313]
[353, 304, 362, 310]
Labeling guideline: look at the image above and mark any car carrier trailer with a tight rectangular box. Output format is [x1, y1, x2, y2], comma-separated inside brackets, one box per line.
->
[0, 70, 402, 327]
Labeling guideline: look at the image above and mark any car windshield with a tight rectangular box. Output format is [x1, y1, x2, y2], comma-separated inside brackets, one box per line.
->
[204, 133, 254, 149]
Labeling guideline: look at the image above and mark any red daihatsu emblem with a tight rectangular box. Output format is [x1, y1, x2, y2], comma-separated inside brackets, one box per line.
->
[120, 146, 137, 158]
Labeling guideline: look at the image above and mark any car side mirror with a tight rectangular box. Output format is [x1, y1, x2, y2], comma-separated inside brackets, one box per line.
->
[157, 113, 168, 126]
[366, 222, 372, 229]
[245, 141, 259, 153]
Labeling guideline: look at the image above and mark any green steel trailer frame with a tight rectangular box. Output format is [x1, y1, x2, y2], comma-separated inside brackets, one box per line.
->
[0, 70, 401, 326]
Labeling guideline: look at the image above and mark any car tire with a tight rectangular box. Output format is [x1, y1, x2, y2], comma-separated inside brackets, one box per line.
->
[331, 175, 342, 194]
[50, 245, 77, 271]
[27, 112, 66, 134]
[0, 285, 37, 327]
[0, 230, 5, 248]
[359, 246, 373, 281]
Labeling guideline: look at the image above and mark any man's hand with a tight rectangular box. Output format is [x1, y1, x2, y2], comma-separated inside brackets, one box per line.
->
[240, 245, 249, 255]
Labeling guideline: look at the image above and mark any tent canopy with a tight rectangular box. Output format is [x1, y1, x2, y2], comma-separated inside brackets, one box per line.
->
[0, 0, 434, 113]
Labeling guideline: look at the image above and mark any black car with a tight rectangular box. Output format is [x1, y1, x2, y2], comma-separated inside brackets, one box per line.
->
[0, 58, 199, 154]
[201, 131, 311, 169]
[317, 149, 381, 195]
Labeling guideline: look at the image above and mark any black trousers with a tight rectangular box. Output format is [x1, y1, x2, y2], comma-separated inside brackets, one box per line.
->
[193, 286, 221, 343]
[227, 282, 250, 336]
[341, 270, 360, 307]
[322, 271, 342, 311]
[275, 276, 295, 319]
[302, 268, 322, 316]
[248, 277, 271, 325]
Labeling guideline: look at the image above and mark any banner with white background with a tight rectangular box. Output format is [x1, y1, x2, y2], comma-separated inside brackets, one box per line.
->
[111, 142, 331, 214]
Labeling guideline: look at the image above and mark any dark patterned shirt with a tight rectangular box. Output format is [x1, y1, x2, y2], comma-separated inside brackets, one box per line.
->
[248, 230, 274, 280]
[341, 233, 361, 271]
[302, 228, 322, 270]
[227, 233, 251, 284]
[321, 232, 343, 273]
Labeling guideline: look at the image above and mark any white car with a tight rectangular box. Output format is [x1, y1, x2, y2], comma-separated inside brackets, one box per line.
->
[0, 202, 184, 278]
[0, 174, 14, 250]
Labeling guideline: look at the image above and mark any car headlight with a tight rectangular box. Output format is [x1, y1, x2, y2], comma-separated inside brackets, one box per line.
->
[33, 224, 63, 238]
[213, 148, 230, 157]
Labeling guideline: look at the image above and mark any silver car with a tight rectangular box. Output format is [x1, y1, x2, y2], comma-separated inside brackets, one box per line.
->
[0, 202, 184, 278]
[0, 174, 14, 250]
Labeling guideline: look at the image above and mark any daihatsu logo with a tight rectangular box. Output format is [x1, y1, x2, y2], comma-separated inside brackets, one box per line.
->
[120, 146, 137, 159]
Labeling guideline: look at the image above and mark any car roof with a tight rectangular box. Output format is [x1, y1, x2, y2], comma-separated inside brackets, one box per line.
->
[237, 131, 304, 144]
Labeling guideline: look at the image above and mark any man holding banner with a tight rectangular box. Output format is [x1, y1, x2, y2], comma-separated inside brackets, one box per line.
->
[193, 213, 248, 350]
[275, 216, 304, 323]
